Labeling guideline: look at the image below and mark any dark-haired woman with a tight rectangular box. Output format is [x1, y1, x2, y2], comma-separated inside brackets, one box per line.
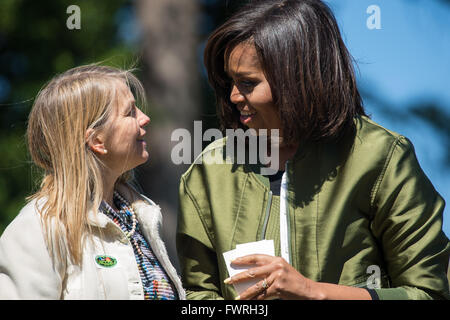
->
[177, 0, 449, 300]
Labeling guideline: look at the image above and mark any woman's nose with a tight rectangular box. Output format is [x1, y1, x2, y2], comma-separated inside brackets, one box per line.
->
[137, 109, 150, 127]
[230, 84, 245, 104]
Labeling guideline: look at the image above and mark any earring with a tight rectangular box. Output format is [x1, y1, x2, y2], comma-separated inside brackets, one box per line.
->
[103, 149, 108, 154]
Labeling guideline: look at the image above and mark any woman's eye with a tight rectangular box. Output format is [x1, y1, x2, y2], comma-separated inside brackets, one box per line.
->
[127, 107, 136, 117]
[239, 80, 255, 87]
[234, 80, 257, 94]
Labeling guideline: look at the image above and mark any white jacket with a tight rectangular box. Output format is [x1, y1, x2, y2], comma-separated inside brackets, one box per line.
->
[0, 184, 185, 300]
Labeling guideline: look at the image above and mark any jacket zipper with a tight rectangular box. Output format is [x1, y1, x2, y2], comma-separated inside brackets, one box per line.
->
[260, 161, 293, 265]
[282, 161, 292, 265]
[260, 190, 273, 240]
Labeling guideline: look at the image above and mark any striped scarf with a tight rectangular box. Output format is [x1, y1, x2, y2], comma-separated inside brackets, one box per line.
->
[101, 192, 178, 300]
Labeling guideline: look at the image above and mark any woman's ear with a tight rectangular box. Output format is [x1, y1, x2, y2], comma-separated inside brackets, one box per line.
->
[85, 128, 107, 155]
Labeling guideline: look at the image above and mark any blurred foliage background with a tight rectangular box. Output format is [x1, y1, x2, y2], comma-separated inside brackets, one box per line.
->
[0, 0, 449, 279]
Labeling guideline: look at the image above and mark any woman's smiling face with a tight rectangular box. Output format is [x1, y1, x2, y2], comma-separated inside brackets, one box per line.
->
[226, 42, 281, 134]
[102, 80, 150, 175]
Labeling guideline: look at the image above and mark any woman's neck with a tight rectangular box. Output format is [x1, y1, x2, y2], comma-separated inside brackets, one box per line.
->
[263, 136, 298, 171]
[278, 143, 299, 171]
[102, 170, 119, 211]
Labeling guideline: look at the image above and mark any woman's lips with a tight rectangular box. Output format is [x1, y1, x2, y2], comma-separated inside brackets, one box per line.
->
[137, 139, 147, 147]
[240, 113, 256, 125]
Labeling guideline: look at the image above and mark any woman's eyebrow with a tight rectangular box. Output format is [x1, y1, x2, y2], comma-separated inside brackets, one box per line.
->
[235, 71, 255, 77]
[226, 69, 255, 78]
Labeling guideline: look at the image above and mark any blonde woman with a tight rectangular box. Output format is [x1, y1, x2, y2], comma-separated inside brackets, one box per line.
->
[0, 65, 185, 300]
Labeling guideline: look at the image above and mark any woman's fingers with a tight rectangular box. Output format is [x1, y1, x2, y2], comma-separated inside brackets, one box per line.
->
[235, 278, 268, 300]
[225, 254, 314, 300]
[236, 274, 280, 300]
[224, 255, 293, 300]
[225, 263, 272, 284]
[225, 254, 288, 285]
[231, 254, 274, 266]
[224, 254, 275, 284]
[224, 254, 285, 284]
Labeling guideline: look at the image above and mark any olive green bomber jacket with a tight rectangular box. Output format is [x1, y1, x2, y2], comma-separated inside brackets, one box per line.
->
[176, 116, 450, 300]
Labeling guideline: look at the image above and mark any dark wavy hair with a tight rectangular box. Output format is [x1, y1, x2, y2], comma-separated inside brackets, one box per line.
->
[204, 0, 366, 145]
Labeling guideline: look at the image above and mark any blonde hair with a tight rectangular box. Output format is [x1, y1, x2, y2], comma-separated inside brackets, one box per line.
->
[27, 64, 147, 265]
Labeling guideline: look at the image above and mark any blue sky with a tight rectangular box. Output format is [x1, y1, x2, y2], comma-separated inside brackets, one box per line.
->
[326, 0, 450, 237]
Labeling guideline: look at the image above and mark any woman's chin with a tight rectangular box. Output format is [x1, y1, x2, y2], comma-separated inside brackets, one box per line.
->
[141, 151, 150, 162]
